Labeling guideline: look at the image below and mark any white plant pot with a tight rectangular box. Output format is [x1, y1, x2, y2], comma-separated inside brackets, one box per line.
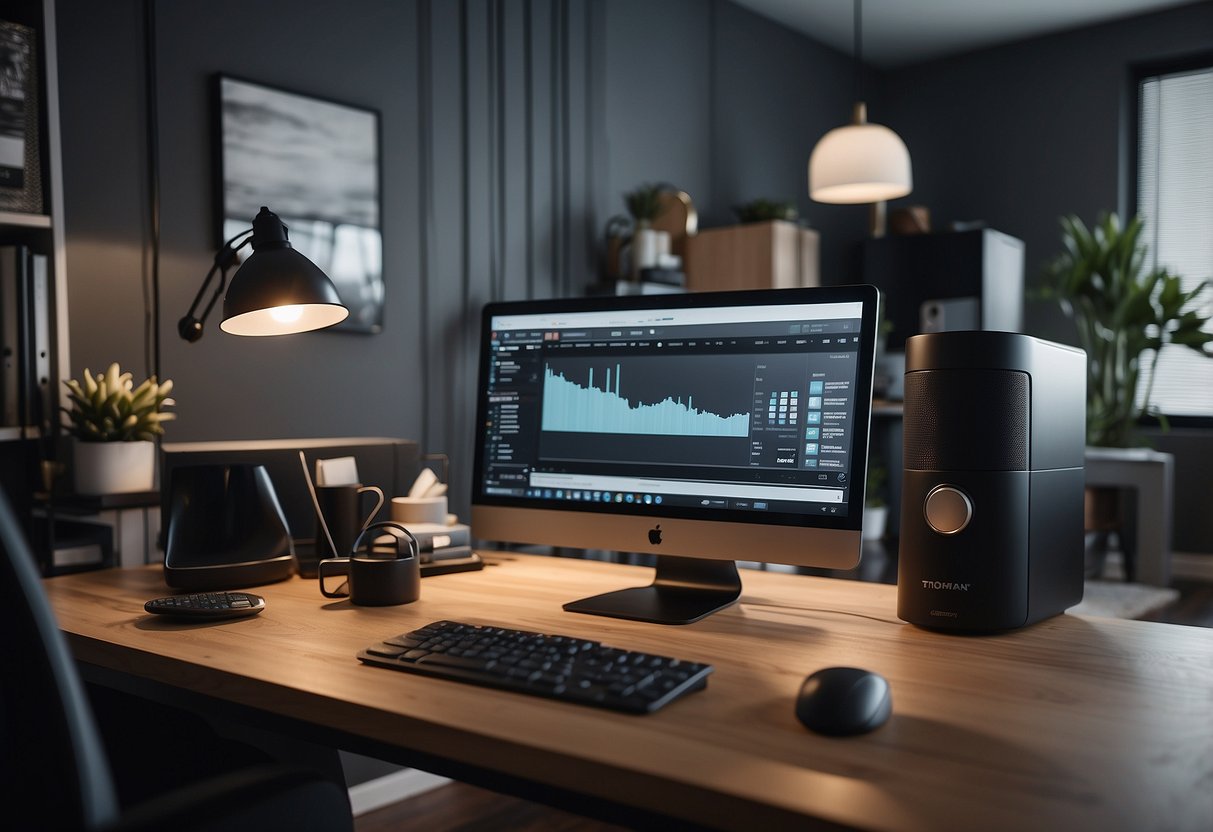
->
[861, 505, 888, 541]
[74, 440, 156, 495]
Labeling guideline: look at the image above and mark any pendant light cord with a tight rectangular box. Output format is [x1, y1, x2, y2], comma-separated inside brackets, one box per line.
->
[853, 0, 862, 106]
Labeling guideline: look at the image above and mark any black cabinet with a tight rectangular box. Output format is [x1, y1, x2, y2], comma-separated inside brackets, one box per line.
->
[861, 228, 1025, 350]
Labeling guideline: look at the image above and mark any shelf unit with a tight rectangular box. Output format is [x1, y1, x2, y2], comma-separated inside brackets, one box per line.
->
[2, 0, 70, 549]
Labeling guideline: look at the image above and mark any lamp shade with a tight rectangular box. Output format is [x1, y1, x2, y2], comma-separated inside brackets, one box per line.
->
[219, 208, 349, 336]
[809, 107, 912, 205]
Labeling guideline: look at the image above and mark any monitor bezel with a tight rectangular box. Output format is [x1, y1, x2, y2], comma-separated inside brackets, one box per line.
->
[470, 285, 880, 570]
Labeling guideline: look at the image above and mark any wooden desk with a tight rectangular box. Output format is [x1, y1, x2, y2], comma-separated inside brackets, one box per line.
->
[45, 554, 1213, 832]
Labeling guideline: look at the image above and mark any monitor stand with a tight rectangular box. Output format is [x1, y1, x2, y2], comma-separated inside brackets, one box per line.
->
[562, 555, 741, 625]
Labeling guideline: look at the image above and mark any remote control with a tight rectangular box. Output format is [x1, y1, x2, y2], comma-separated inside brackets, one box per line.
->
[144, 591, 266, 620]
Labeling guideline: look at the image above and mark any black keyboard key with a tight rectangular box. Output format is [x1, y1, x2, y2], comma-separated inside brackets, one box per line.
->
[356, 620, 712, 714]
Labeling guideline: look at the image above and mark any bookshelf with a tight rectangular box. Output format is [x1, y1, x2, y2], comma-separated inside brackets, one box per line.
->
[1, 0, 69, 542]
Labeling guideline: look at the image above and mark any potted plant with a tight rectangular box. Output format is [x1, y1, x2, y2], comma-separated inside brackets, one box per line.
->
[63, 363, 175, 494]
[862, 458, 888, 542]
[1041, 214, 1211, 567]
[732, 198, 799, 224]
[1040, 213, 1212, 448]
[624, 183, 667, 278]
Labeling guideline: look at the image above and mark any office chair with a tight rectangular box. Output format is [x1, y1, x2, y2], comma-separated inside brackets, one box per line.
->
[0, 489, 354, 831]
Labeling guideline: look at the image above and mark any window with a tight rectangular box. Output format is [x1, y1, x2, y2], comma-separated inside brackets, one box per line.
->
[1133, 59, 1213, 420]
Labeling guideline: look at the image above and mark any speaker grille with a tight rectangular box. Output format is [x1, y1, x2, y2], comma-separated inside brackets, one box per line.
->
[904, 370, 1030, 471]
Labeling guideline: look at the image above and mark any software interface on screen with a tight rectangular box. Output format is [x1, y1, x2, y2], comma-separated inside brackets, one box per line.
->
[476, 297, 868, 525]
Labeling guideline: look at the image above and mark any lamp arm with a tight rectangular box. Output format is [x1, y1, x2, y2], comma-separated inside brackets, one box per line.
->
[178, 231, 253, 342]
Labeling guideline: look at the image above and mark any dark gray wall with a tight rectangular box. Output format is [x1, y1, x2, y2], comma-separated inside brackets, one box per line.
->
[58, 0, 604, 512]
[878, 1, 1213, 554]
[709, 0, 869, 281]
[880, 1, 1213, 342]
[55, 0, 865, 515]
[52, 0, 1213, 550]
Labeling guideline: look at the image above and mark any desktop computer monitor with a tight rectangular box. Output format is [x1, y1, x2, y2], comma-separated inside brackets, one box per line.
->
[471, 285, 880, 624]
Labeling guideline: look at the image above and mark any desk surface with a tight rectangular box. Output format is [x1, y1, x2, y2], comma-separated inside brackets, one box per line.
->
[46, 554, 1213, 832]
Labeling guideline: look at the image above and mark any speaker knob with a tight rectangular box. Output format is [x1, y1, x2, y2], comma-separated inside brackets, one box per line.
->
[924, 485, 972, 535]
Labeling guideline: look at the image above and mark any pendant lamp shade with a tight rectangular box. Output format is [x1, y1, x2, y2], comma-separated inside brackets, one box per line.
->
[219, 207, 348, 337]
[809, 102, 912, 205]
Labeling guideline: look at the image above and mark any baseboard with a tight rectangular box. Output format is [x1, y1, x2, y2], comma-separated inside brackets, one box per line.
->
[348, 768, 451, 816]
[1172, 552, 1213, 583]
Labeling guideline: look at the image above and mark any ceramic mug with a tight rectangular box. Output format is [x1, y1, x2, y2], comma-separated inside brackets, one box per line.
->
[315, 484, 385, 559]
[319, 522, 420, 606]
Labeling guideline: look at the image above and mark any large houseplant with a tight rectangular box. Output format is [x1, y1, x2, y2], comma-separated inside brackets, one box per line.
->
[1040, 213, 1212, 448]
[63, 363, 175, 494]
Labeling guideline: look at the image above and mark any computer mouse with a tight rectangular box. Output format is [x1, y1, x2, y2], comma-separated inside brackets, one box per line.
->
[795, 666, 892, 736]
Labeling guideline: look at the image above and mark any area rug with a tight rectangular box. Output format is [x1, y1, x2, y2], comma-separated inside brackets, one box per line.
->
[1072, 580, 1180, 620]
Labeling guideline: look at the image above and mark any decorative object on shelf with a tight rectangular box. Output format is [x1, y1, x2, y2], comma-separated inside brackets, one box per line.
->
[217, 76, 381, 333]
[732, 199, 799, 225]
[603, 214, 632, 280]
[652, 187, 697, 260]
[179, 206, 348, 341]
[888, 205, 930, 235]
[1040, 212, 1212, 449]
[0, 20, 43, 214]
[807, 0, 911, 237]
[623, 183, 668, 279]
[63, 363, 175, 495]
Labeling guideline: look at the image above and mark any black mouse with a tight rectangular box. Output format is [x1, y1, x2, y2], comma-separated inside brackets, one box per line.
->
[795, 667, 891, 736]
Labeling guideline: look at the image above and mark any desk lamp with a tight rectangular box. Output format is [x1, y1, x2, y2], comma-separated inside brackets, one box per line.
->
[178, 206, 348, 341]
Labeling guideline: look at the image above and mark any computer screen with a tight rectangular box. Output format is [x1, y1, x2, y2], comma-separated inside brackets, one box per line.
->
[471, 285, 880, 623]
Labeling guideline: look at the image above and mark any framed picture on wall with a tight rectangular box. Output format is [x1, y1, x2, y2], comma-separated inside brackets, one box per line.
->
[216, 75, 383, 334]
[0, 20, 43, 214]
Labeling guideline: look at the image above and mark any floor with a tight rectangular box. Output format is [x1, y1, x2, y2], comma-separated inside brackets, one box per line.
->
[354, 547, 1213, 832]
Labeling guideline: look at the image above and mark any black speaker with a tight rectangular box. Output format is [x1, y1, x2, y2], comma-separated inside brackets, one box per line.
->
[896, 332, 1086, 631]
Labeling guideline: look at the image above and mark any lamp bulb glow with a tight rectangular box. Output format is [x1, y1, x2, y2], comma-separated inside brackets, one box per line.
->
[269, 305, 304, 324]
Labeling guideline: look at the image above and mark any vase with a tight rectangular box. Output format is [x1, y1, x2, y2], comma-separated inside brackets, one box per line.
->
[73, 440, 156, 495]
[861, 506, 888, 541]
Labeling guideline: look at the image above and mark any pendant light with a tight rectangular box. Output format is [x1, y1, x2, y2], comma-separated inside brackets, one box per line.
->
[808, 0, 911, 235]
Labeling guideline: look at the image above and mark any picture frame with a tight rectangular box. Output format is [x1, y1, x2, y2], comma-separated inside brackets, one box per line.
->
[0, 20, 43, 214]
[216, 75, 383, 334]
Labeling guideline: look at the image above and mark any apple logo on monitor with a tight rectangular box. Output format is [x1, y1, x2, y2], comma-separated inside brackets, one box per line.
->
[648, 525, 662, 545]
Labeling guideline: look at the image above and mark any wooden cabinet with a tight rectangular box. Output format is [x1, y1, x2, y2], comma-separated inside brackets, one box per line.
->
[684, 220, 819, 292]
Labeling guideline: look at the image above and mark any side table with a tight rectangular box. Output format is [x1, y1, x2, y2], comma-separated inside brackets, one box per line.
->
[1084, 447, 1174, 586]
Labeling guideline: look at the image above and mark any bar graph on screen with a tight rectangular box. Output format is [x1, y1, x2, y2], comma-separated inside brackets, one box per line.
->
[540, 363, 750, 437]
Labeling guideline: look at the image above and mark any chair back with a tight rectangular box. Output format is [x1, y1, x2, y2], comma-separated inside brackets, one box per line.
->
[0, 490, 119, 829]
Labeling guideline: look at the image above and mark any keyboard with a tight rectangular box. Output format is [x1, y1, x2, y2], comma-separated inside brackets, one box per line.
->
[357, 620, 713, 714]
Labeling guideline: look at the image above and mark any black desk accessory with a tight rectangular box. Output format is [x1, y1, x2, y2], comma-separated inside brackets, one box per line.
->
[319, 522, 421, 606]
[163, 464, 294, 590]
[795, 667, 892, 736]
[144, 591, 266, 620]
[358, 620, 712, 714]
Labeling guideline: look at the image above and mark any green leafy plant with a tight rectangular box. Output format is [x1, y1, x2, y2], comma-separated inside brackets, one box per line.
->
[624, 183, 665, 226]
[1040, 213, 1212, 447]
[732, 198, 799, 224]
[63, 363, 176, 442]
